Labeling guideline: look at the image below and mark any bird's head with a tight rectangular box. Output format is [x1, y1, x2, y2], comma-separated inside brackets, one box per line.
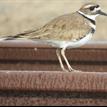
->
[78, 3, 107, 20]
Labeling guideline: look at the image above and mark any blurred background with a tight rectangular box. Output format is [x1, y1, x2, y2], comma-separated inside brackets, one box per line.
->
[0, 0, 107, 41]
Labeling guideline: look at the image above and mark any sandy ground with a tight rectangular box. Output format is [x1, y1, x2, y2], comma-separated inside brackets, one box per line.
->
[0, 0, 107, 40]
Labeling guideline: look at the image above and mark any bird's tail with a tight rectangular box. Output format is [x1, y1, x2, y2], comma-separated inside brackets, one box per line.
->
[0, 35, 17, 41]
[0, 37, 8, 41]
[0, 29, 37, 41]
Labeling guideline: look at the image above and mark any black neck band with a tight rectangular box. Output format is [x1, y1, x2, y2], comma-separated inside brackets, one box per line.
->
[78, 11, 96, 25]
[91, 28, 95, 34]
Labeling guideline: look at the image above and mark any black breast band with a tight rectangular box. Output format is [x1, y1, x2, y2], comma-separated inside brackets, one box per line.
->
[78, 11, 96, 25]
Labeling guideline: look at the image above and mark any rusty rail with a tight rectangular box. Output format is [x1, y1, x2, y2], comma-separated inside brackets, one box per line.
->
[0, 41, 107, 106]
[0, 71, 107, 92]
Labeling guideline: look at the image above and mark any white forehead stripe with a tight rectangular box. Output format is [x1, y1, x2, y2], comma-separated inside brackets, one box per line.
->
[84, 5, 101, 10]
[84, 5, 94, 8]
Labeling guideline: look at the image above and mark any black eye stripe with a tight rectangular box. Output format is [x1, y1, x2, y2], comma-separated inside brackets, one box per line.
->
[90, 6, 95, 11]
[89, 5, 100, 11]
[96, 5, 100, 8]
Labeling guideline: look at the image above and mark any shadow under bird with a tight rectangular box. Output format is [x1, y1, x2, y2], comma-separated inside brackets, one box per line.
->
[0, 3, 107, 72]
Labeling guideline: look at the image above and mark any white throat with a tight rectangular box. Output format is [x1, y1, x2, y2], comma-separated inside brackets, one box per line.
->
[78, 10, 98, 20]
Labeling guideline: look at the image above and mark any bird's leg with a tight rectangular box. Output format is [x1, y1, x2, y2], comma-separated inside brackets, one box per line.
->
[56, 49, 68, 72]
[61, 48, 74, 72]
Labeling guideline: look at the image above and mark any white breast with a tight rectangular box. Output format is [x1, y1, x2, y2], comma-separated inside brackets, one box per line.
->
[66, 32, 93, 49]
[42, 32, 93, 49]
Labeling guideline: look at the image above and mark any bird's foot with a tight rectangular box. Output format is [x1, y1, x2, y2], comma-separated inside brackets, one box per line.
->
[62, 67, 82, 72]
[68, 67, 75, 72]
[62, 68, 69, 72]
[61, 67, 69, 72]
[68, 67, 82, 72]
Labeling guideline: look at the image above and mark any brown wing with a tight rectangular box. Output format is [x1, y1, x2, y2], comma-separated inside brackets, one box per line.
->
[7, 12, 92, 41]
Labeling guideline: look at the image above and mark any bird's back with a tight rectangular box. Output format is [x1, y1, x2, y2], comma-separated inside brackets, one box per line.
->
[3, 12, 92, 42]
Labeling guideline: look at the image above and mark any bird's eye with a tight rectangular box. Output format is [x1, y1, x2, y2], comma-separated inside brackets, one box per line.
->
[96, 5, 99, 8]
[90, 6, 95, 11]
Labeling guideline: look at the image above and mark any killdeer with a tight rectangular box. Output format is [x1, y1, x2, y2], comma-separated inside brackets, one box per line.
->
[1, 3, 107, 72]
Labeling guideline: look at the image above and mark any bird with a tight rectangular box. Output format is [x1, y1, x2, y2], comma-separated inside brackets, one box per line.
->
[0, 3, 107, 72]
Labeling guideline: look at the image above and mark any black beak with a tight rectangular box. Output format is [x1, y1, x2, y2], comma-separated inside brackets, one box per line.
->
[98, 10, 107, 16]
